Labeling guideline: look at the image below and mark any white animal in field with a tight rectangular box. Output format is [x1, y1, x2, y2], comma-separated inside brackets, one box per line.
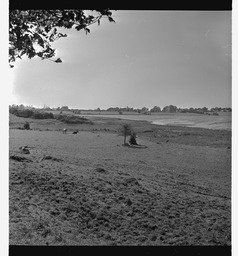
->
[63, 128, 67, 134]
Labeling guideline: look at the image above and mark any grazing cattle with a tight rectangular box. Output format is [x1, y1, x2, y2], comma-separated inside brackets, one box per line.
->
[72, 131, 79, 134]
[63, 128, 67, 134]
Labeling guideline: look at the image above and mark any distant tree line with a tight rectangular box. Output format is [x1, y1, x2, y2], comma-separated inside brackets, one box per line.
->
[105, 105, 231, 114]
[106, 106, 146, 113]
[9, 104, 232, 115]
[9, 105, 93, 124]
[177, 106, 231, 114]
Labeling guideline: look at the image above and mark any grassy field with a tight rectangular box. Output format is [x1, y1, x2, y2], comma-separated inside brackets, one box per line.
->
[9, 113, 231, 245]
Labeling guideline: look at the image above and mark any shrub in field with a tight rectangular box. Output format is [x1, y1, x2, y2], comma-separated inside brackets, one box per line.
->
[20, 109, 34, 117]
[72, 110, 81, 115]
[23, 121, 30, 130]
[119, 123, 133, 145]
[9, 107, 54, 119]
[32, 112, 44, 119]
[9, 107, 19, 116]
[129, 133, 138, 145]
[10, 108, 33, 118]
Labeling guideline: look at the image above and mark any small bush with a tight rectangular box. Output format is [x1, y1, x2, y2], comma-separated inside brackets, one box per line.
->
[32, 112, 44, 119]
[9, 107, 19, 116]
[16, 109, 34, 118]
[9, 107, 54, 119]
[119, 123, 133, 145]
[73, 110, 81, 114]
[23, 122, 30, 130]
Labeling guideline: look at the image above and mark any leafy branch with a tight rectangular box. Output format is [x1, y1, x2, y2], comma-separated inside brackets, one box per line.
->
[9, 9, 115, 67]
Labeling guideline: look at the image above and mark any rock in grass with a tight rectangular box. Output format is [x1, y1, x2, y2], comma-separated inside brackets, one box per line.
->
[95, 167, 108, 174]
[126, 198, 133, 206]
[124, 177, 140, 186]
[43, 155, 53, 160]
[10, 155, 32, 162]
[22, 148, 30, 154]
[19, 146, 29, 149]
[19, 146, 30, 154]
[41, 156, 63, 162]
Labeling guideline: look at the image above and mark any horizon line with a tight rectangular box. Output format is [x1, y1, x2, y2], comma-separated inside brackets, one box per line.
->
[9, 103, 232, 111]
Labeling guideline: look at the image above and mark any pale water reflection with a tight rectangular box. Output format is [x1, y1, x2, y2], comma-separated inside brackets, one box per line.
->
[84, 112, 231, 130]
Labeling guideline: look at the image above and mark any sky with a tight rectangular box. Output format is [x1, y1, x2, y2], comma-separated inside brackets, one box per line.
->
[9, 10, 232, 110]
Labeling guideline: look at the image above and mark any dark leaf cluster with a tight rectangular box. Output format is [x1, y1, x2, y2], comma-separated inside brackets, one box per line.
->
[9, 9, 115, 67]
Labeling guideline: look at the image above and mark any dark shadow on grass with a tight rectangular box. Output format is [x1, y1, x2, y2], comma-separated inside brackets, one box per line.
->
[122, 143, 148, 149]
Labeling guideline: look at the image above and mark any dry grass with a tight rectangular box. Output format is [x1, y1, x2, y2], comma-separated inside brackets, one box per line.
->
[9, 114, 231, 245]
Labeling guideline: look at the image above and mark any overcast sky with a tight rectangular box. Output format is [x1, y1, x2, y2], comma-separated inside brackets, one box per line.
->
[9, 10, 231, 109]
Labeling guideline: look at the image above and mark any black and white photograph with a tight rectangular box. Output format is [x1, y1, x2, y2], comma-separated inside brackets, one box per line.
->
[3, 1, 235, 254]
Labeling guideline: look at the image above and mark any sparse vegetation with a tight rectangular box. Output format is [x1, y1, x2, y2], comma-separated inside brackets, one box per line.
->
[55, 114, 93, 124]
[32, 112, 54, 119]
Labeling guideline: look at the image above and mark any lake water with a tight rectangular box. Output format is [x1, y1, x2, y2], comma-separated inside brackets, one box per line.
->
[84, 112, 231, 130]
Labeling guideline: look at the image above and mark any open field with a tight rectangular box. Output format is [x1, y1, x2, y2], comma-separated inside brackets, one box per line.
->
[9, 114, 231, 245]
[82, 112, 231, 131]
[41, 110, 231, 130]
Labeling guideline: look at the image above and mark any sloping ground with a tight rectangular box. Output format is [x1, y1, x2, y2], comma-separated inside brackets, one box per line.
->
[9, 129, 231, 245]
